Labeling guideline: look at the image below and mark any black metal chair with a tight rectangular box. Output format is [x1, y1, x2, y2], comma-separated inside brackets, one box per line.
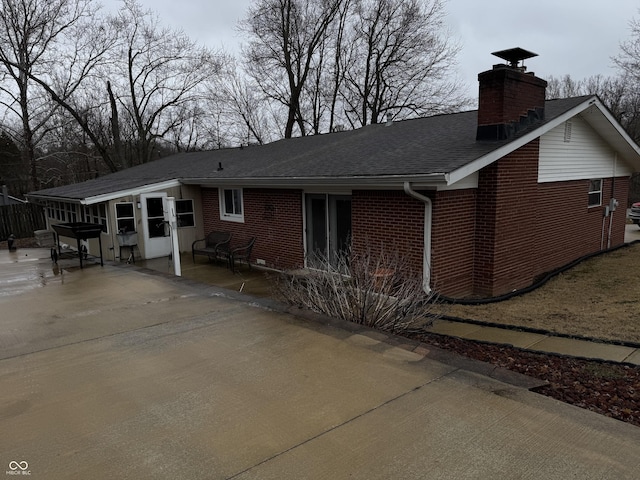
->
[192, 231, 232, 263]
[226, 237, 256, 273]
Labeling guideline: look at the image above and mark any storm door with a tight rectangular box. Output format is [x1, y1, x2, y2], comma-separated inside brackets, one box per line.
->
[140, 193, 171, 259]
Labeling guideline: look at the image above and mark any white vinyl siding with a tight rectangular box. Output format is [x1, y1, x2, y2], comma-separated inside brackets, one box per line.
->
[539, 116, 632, 183]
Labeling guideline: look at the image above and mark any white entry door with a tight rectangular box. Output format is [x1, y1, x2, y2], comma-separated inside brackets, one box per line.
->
[140, 193, 171, 259]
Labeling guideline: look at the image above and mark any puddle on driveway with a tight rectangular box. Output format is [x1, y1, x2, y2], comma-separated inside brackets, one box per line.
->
[0, 261, 67, 297]
[0, 249, 94, 297]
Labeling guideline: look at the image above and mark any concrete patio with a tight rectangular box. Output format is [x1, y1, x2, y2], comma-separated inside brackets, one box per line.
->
[1, 248, 639, 479]
[136, 252, 275, 298]
[139, 251, 640, 365]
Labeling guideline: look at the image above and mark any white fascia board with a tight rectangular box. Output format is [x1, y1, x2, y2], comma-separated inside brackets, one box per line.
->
[82, 179, 182, 205]
[446, 97, 597, 186]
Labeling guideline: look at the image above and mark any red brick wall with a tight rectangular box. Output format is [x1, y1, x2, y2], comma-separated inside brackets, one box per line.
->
[474, 141, 539, 296]
[532, 176, 629, 278]
[477, 67, 547, 126]
[199, 172, 629, 298]
[201, 188, 304, 269]
[351, 190, 424, 276]
[352, 189, 479, 298]
[431, 189, 477, 297]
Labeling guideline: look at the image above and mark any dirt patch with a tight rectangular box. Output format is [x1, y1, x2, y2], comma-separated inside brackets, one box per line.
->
[438, 243, 640, 343]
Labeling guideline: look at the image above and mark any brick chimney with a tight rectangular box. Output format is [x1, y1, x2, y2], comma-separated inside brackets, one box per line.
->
[476, 48, 547, 141]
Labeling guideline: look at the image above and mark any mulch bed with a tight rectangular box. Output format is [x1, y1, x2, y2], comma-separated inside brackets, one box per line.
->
[409, 332, 640, 427]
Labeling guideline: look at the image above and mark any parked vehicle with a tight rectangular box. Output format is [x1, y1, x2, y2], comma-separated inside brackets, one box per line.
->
[629, 202, 640, 228]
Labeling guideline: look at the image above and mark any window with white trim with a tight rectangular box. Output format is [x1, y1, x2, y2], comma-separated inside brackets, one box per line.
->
[176, 199, 195, 228]
[84, 204, 108, 232]
[65, 203, 78, 222]
[115, 202, 136, 233]
[47, 201, 79, 222]
[588, 179, 602, 207]
[219, 188, 244, 222]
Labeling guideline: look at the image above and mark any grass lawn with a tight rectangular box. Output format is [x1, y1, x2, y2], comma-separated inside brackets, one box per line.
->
[440, 242, 640, 344]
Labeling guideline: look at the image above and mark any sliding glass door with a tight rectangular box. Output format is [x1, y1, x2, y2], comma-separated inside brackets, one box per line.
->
[305, 194, 351, 268]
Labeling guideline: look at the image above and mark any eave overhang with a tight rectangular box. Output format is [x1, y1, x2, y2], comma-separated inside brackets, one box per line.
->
[26, 180, 181, 206]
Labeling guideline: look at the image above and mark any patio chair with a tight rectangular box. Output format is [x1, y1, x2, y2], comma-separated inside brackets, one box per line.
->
[192, 231, 232, 263]
[225, 237, 256, 273]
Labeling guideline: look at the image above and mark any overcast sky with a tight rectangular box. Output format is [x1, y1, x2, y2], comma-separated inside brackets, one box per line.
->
[105, 0, 640, 100]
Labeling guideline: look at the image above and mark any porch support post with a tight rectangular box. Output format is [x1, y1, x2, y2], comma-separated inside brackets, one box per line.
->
[166, 197, 182, 277]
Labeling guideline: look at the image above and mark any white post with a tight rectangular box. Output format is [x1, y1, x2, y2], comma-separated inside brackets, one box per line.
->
[166, 197, 182, 277]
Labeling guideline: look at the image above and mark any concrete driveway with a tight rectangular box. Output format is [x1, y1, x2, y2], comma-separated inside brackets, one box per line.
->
[1, 250, 640, 479]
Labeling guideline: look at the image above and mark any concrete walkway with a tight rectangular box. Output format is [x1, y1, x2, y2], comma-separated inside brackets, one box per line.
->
[419, 223, 640, 366]
[428, 318, 640, 365]
[625, 221, 640, 243]
[1, 249, 640, 479]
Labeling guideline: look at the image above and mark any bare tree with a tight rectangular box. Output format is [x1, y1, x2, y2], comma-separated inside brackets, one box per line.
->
[0, 0, 102, 190]
[613, 15, 640, 144]
[545, 74, 585, 100]
[213, 61, 277, 146]
[545, 73, 640, 143]
[240, 0, 343, 138]
[342, 0, 466, 127]
[326, 0, 352, 132]
[107, 0, 224, 166]
[614, 16, 640, 81]
[239, 0, 466, 137]
[0, 0, 128, 187]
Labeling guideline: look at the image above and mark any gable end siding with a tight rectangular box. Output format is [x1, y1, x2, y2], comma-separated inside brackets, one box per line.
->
[539, 117, 633, 182]
[201, 188, 304, 269]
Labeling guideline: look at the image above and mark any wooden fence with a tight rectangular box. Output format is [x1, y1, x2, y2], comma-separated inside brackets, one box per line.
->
[0, 203, 46, 240]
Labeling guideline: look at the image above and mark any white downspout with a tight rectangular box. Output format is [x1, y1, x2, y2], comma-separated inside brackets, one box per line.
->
[403, 182, 432, 293]
[607, 153, 617, 249]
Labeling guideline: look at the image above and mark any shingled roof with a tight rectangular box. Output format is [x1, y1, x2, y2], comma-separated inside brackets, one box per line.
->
[30, 95, 631, 203]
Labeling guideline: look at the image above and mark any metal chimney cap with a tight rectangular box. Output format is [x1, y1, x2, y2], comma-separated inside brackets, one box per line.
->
[491, 48, 538, 68]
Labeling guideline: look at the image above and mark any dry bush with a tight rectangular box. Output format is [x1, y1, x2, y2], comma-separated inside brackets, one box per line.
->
[274, 247, 441, 334]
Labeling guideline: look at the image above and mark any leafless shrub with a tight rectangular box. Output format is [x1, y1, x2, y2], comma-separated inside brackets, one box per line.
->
[274, 246, 441, 334]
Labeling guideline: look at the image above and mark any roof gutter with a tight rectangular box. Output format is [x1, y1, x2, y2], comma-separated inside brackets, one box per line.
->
[26, 194, 85, 205]
[182, 174, 449, 190]
[403, 182, 432, 293]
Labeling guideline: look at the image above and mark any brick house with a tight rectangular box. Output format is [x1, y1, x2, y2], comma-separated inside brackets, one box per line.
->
[28, 49, 640, 298]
